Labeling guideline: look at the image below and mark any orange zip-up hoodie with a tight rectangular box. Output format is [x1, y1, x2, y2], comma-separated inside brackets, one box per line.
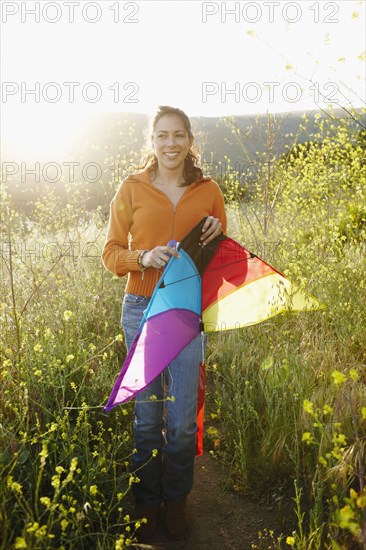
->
[101, 166, 227, 296]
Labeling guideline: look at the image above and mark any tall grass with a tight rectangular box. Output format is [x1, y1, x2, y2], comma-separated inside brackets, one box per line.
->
[207, 110, 366, 548]
[0, 192, 143, 548]
[1, 110, 365, 548]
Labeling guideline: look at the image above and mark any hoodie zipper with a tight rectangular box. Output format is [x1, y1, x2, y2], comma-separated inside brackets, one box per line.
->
[170, 187, 194, 241]
[171, 206, 176, 241]
[150, 182, 196, 241]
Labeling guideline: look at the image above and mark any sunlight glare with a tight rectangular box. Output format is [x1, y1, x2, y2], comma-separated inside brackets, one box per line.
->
[2, 106, 92, 159]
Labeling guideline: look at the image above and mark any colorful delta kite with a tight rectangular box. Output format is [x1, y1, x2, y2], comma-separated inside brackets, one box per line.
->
[105, 218, 323, 452]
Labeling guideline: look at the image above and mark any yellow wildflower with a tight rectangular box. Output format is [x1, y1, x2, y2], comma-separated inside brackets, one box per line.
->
[61, 519, 69, 531]
[26, 523, 39, 533]
[51, 475, 60, 489]
[63, 310, 73, 321]
[40, 497, 51, 508]
[44, 328, 53, 340]
[333, 433, 347, 446]
[303, 400, 315, 415]
[8, 477, 22, 493]
[349, 369, 359, 381]
[89, 485, 98, 496]
[14, 538, 27, 549]
[331, 370, 347, 385]
[323, 404, 333, 415]
[302, 432, 315, 445]
[39, 443, 49, 468]
[69, 458, 78, 472]
[339, 504, 356, 528]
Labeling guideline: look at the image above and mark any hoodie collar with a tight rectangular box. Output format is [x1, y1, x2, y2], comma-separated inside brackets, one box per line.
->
[126, 166, 211, 186]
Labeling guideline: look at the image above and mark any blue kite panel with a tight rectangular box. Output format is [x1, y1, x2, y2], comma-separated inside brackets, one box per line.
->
[145, 249, 201, 319]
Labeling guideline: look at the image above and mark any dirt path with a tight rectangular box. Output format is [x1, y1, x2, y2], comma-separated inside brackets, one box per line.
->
[139, 452, 287, 550]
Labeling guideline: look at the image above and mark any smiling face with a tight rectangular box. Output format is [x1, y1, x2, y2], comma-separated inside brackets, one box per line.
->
[152, 114, 194, 173]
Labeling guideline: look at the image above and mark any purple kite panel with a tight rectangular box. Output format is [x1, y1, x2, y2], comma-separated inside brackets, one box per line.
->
[105, 308, 201, 410]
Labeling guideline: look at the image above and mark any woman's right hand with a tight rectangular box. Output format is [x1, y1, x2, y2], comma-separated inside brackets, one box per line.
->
[141, 245, 180, 269]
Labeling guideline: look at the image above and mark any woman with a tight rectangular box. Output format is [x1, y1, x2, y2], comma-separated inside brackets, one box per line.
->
[101, 105, 227, 541]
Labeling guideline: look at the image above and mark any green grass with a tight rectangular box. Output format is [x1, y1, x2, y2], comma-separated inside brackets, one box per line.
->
[206, 111, 366, 548]
[1, 109, 365, 549]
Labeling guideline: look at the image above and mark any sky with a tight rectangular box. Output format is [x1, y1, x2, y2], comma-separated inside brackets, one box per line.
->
[1, 0, 365, 157]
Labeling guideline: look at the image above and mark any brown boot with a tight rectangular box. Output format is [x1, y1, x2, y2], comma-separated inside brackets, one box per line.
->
[163, 496, 191, 540]
[134, 502, 159, 541]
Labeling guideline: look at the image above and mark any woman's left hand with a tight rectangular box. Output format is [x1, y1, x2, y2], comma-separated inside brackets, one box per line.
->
[200, 216, 223, 246]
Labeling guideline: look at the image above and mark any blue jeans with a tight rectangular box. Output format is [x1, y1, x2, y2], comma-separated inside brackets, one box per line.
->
[121, 293, 203, 505]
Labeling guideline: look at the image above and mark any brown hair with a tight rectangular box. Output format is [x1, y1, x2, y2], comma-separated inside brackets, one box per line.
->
[138, 105, 203, 186]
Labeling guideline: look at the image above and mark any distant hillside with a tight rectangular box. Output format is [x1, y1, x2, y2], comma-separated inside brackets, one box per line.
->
[78, 106, 362, 162]
[3, 107, 364, 212]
